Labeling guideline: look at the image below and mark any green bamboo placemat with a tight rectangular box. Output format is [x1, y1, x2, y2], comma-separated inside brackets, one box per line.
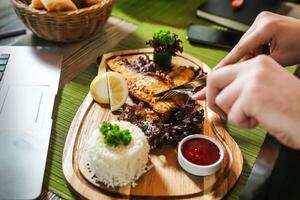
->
[43, 66, 97, 199]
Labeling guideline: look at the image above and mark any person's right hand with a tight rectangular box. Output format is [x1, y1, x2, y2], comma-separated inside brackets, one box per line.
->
[216, 11, 300, 68]
[194, 55, 300, 150]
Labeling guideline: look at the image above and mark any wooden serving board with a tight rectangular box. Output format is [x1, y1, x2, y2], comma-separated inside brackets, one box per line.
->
[62, 48, 243, 200]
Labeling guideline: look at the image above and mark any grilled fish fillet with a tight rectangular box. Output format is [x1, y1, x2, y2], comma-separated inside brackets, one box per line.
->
[107, 55, 196, 116]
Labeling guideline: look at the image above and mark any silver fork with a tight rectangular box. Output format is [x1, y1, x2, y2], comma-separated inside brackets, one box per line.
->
[159, 74, 207, 100]
[160, 88, 194, 99]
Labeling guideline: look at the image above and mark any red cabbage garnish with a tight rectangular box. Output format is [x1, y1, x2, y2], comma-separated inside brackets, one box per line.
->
[119, 101, 204, 150]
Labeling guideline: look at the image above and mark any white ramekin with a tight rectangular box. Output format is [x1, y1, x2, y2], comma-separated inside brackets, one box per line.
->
[177, 134, 224, 176]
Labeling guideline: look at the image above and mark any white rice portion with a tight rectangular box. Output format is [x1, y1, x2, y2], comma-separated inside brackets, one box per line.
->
[86, 121, 150, 188]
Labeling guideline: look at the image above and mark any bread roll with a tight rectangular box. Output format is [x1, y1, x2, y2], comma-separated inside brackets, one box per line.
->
[41, 0, 78, 11]
[81, 0, 100, 7]
[30, 0, 45, 9]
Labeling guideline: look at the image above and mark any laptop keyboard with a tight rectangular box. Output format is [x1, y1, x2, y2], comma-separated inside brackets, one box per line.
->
[0, 53, 10, 82]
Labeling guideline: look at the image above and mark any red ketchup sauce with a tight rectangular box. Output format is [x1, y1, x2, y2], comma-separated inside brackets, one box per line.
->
[181, 138, 220, 165]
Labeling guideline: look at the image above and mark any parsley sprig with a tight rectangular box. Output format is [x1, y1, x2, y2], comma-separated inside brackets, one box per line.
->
[99, 122, 132, 147]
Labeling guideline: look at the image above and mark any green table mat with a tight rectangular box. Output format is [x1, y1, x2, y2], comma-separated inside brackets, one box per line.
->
[44, 1, 267, 199]
[112, 0, 209, 27]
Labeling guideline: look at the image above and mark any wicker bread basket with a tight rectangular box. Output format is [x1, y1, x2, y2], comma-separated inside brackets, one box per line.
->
[11, 0, 114, 42]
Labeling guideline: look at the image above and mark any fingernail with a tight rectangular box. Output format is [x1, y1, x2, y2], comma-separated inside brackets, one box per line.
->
[193, 87, 207, 100]
[192, 94, 198, 100]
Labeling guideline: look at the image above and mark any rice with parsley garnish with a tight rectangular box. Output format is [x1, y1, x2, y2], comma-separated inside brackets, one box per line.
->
[86, 120, 150, 188]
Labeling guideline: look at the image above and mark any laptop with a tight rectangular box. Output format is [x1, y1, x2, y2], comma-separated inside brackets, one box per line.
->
[0, 46, 62, 199]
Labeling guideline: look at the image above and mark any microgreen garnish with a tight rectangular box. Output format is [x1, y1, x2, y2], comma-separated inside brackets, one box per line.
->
[146, 30, 183, 55]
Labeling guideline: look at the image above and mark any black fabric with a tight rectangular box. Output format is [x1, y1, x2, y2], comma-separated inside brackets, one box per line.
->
[198, 0, 282, 25]
[253, 145, 300, 200]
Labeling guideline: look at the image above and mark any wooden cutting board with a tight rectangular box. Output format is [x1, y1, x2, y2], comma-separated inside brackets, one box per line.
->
[62, 48, 243, 200]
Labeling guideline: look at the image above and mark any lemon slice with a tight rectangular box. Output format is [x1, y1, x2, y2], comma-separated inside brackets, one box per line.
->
[107, 72, 128, 111]
[90, 72, 128, 111]
[90, 73, 110, 104]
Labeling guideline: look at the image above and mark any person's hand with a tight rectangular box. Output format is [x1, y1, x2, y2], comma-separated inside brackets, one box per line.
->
[194, 55, 300, 149]
[216, 12, 300, 68]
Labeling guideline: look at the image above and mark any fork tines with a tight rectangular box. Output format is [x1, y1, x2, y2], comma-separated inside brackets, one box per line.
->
[160, 89, 193, 100]
[160, 75, 207, 100]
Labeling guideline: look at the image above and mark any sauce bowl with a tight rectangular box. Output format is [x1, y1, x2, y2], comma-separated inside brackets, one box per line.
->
[177, 134, 224, 176]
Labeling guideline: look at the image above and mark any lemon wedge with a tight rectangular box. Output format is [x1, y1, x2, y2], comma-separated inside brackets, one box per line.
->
[90, 72, 128, 111]
[107, 72, 128, 111]
[90, 73, 110, 104]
